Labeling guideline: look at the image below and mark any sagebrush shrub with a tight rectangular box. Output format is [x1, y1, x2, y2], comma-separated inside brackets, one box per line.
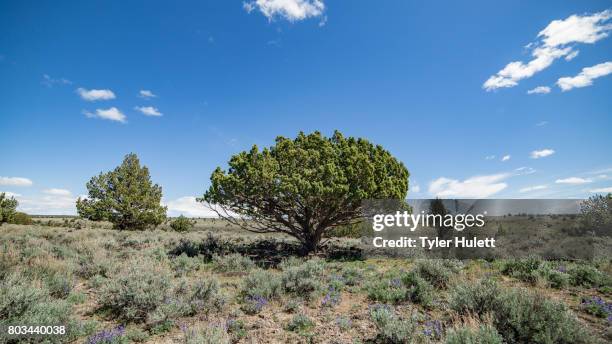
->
[369, 304, 417, 343]
[501, 257, 541, 284]
[366, 270, 434, 307]
[97, 260, 172, 323]
[280, 259, 325, 300]
[182, 324, 230, 344]
[286, 313, 315, 333]
[241, 269, 282, 300]
[401, 271, 434, 308]
[450, 279, 501, 315]
[413, 259, 454, 289]
[568, 264, 608, 287]
[444, 325, 503, 344]
[212, 253, 255, 272]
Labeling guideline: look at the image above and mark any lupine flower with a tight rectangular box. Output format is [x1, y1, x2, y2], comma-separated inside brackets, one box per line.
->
[86, 325, 125, 344]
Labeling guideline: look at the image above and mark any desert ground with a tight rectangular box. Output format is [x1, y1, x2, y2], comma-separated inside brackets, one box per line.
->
[1, 218, 611, 343]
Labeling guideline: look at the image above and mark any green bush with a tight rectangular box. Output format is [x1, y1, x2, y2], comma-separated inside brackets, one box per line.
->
[212, 253, 255, 272]
[450, 279, 501, 315]
[494, 289, 590, 343]
[445, 325, 503, 344]
[0, 192, 18, 225]
[369, 304, 417, 343]
[280, 259, 325, 300]
[170, 215, 196, 232]
[182, 324, 231, 344]
[413, 259, 455, 289]
[286, 313, 315, 333]
[568, 264, 608, 287]
[367, 271, 434, 307]
[10, 212, 32, 225]
[241, 269, 282, 299]
[501, 257, 541, 284]
[97, 260, 172, 323]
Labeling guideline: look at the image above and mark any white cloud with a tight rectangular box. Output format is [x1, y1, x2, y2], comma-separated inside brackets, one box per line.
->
[530, 149, 555, 159]
[501, 155, 511, 162]
[519, 185, 548, 193]
[139, 90, 157, 98]
[527, 86, 551, 94]
[166, 196, 221, 217]
[555, 177, 591, 184]
[429, 173, 509, 198]
[243, 0, 325, 22]
[0, 191, 21, 198]
[83, 107, 126, 123]
[0, 176, 33, 186]
[565, 50, 580, 61]
[590, 187, 612, 193]
[43, 188, 72, 196]
[536, 121, 549, 127]
[17, 194, 77, 215]
[134, 106, 163, 117]
[485, 155, 496, 160]
[412, 184, 421, 193]
[41, 74, 71, 87]
[556, 61, 612, 91]
[76, 88, 116, 101]
[484, 10, 612, 91]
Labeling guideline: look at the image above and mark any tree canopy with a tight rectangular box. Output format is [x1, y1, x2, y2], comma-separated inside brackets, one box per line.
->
[0, 192, 18, 225]
[76, 153, 167, 230]
[200, 130, 409, 253]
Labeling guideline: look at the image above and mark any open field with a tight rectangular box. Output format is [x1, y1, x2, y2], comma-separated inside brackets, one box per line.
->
[1, 219, 611, 343]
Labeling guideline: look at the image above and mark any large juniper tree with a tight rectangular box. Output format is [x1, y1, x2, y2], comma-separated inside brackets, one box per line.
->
[200, 131, 409, 253]
[76, 153, 167, 230]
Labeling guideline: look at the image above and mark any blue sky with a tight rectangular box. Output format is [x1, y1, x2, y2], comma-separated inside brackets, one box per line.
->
[1, 1, 611, 215]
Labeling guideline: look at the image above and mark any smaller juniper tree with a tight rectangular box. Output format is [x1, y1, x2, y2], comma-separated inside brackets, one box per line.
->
[0, 192, 18, 225]
[76, 153, 167, 230]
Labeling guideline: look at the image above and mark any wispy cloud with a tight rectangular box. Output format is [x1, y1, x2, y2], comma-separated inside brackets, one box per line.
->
[536, 121, 549, 127]
[134, 106, 163, 117]
[166, 196, 219, 217]
[530, 149, 555, 159]
[0, 176, 33, 186]
[483, 10, 612, 91]
[501, 155, 511, 162]
[138, 90, 157, 99]
[77, 88, 116, 101]
[590, 187, 612, 193]
[243, 0, 325, 22]
[555, 177, 591, 184]
[527, 86, 551, 94]
[485, 155, 496, 160]
[43, 188, 72, 196]
[83, 107, 126, 123]
[429, 173, 510, 198]
[557, 61, 612, 91]
[519, 185, 548, 193]
[41, 74, 71, 87]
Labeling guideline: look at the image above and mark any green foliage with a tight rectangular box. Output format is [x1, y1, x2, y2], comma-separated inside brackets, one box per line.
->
[568, 264, 609, 288]
[450, 279, 591, 343]
[182, 324, 231, 344]
[580, 193, 612, 235]
[241, 269, 282, 301]
[170, 215, 196, 232]
[369, 305, 417, 343]
[97, 260, 172, 323]
[286, 313, 315, 333]
[10, 212, 32, 225]
[0, 192, 18, 225]
[413, 259, 457, 289]
[76, 153, 167, 230]
[212, 253, 255, 272]
[280, 259, 325, 300]
[450, 279, 501, 316]
[366, 270, 434, 307]
[201, 130, 409, 253]
[501, 257, 541, 284]
[444, 325, 503, 344]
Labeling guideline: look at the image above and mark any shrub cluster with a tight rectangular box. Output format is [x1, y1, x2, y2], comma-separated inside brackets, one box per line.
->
[212, 253, 255, 273]
[169, 215, 196, 232]
[444, 325, 503, 344]
[450, 279, 591, 343]
[369, 304, 417, 343]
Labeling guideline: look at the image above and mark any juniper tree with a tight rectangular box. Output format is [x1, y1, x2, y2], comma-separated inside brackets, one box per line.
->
[200, 130, 409, 253]
[76, 153, 167, 230]
[0, 192, 18, 225]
